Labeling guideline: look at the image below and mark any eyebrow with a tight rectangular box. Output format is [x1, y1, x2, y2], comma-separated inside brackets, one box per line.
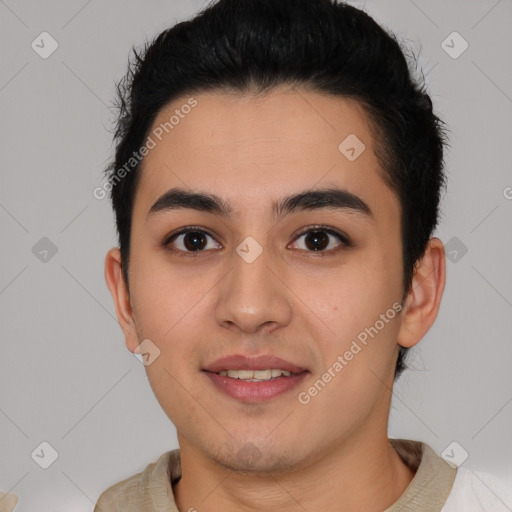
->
[146, 186, 373, 221]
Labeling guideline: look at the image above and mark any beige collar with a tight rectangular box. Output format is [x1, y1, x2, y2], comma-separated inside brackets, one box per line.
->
[93, 439, 457, 511]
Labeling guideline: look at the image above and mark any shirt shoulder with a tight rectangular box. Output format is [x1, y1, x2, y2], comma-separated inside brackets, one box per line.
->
[0, 492, 18, 512]
[442, 467, 512, 512]
[94, 450, 181, 512]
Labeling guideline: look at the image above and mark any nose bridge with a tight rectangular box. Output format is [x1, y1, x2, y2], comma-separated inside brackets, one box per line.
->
[215, 236, 292, 333]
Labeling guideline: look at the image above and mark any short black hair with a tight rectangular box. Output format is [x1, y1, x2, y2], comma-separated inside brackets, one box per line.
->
[105, 0, 449, 380]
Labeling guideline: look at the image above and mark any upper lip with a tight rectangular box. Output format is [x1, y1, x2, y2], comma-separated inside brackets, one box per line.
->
[203, 354, 308, 374]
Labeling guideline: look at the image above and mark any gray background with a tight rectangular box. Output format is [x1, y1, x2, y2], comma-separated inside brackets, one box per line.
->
[1, 0, 511, 510]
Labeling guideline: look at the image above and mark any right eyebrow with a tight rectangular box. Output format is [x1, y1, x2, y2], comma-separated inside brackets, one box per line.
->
[146, 188, 232, 221]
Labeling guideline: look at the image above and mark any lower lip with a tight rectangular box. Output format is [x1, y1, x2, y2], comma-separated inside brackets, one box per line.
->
[203, 371, 309, 402]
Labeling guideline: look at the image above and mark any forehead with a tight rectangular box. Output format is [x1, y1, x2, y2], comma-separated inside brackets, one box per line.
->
[133, 88, 399, 224]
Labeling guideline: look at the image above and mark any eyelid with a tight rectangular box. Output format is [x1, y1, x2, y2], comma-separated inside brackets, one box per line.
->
[162, 226, 222, 258]
[164, 225, 220, 245]
[292, 225, 350, 243]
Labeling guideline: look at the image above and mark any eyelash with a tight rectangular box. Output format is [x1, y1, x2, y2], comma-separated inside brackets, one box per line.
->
[163, 225, 351, 258]
[290, 225, 351, 256]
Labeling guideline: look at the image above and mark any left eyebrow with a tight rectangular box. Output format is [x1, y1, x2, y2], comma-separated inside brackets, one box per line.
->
[273, 187, 373, 220]
[146, 186, 373, 221]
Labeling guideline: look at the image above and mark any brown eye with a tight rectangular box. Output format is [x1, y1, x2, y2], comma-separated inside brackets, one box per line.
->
[167, 229, 222, 253]
[289, 227, 350, 253]
[182, 231, 208, 251]
[303, 231, 330, 251]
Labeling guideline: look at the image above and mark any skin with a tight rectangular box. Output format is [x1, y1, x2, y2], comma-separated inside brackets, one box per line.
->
[105, 87, 446, 511]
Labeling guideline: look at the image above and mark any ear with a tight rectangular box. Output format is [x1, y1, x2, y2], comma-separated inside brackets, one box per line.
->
[397, 237, 446, 349]
[104, 247, 140, 352]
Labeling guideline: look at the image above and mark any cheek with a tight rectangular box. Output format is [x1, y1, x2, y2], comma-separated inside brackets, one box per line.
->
[144, 360, 195, 428]
[299, 313, 401, 431]
[295, 258, 381, 330]
[296, 255, 402, 369]
[128, 256, 220, 368]
[129, 256, 209, 336]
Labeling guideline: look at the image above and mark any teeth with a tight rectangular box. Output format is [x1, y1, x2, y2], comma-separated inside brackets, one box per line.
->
[217, 369, 294, 380]
[227, 369, 253, 379]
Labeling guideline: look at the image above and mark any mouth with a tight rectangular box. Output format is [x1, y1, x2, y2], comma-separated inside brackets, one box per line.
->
[202, 354, 309, 402]
[212, 368, 297, 381]
[203, 353, 307, 374]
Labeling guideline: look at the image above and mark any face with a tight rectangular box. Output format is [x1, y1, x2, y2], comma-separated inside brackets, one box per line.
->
[115, 88, 409, 473]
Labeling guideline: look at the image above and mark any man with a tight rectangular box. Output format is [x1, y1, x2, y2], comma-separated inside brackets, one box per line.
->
[95, 0, 511, 510]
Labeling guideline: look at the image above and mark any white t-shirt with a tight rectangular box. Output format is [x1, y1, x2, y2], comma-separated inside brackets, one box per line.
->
[442, 466, 512, 511]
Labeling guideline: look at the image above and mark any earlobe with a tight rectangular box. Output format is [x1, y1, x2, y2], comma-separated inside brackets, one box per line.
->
[104, 248, 140, 352]
[397, 237, 446, 349]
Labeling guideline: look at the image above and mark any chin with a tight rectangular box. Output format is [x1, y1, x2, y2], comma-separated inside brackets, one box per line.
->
[207, 441, 304, 475]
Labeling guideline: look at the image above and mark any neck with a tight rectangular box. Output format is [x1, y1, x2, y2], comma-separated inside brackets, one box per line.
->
[173, 433, 415, 512]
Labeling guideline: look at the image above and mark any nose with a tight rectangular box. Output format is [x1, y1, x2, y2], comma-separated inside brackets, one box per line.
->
[214, 242, 293, 334]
